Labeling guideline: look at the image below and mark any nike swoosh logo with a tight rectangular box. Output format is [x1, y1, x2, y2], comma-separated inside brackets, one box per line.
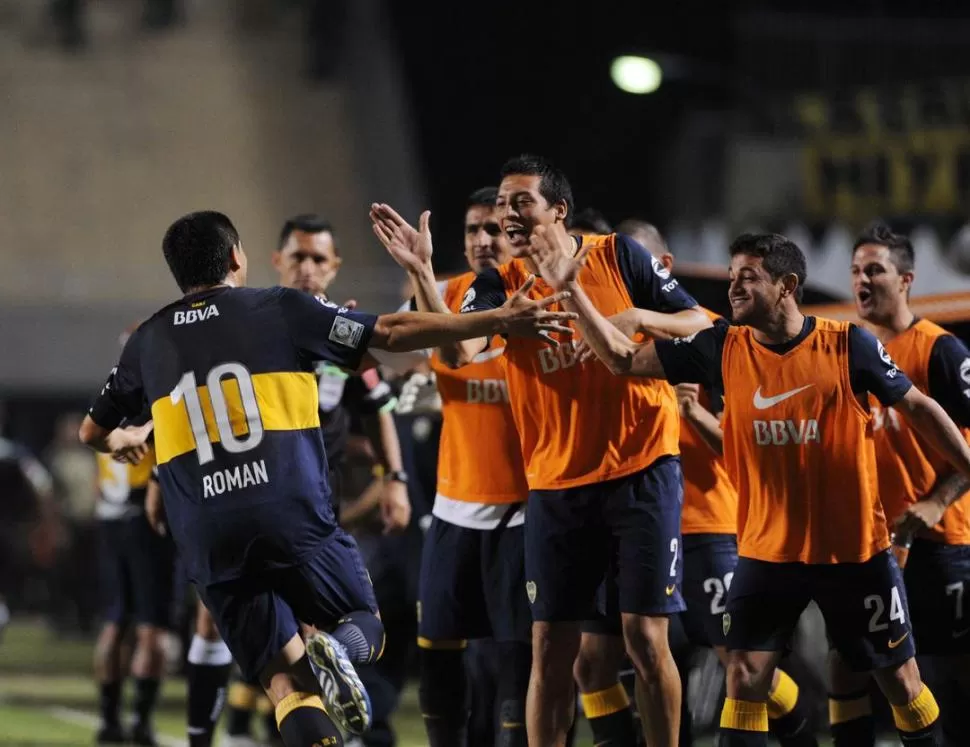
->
[888, 632, 910, 649]
[953, 628, 970, 639]
[753, 384, 815, 410]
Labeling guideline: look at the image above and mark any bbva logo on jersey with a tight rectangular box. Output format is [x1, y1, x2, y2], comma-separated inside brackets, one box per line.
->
[753, 419, 820, 446]
[173, 305, 220, 326]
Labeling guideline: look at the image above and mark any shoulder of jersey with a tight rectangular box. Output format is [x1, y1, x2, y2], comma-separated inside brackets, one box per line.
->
[912, 317, 950, 340]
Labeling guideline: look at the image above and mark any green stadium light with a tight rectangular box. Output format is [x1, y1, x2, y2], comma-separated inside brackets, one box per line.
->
[610, 55, 662, 95]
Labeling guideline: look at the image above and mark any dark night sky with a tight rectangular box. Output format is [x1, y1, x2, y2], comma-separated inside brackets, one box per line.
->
[384, 1, 970, 271]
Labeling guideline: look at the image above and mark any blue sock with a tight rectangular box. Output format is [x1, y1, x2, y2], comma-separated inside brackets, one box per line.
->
[331, 611, 384, 665]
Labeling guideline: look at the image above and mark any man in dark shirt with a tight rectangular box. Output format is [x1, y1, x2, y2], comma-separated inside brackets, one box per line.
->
[79, 210, 575, 747]
[528, 227, 970, 747]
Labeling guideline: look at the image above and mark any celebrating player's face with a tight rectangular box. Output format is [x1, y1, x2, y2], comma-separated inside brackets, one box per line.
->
[464, 205, 509, 273]
[851, 243, 908, 322]
[496, 174, 563, 256]
[273, 230, 342, 296]
[728, 254, 783, 325]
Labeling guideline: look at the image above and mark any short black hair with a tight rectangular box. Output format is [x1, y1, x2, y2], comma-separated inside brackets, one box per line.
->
[729, 233, 808, 303]
[499, 154, 574, 219]
[852, 220, 914, 274]
[162, 211, 239, 293]
[467, 186, 498, 209]
[569, 207, 612, 234]
[278, 214, 336, 253]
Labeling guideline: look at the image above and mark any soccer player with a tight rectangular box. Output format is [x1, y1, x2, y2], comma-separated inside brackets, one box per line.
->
[374, 187, 532, 747]
[223, 213, 411, 747]
[826, 223, 970, 746]
[79, 210, 574, 747]
[372, 153, 713, 747]
[606, 221, 817, 746]
[528, 227, 970, 746]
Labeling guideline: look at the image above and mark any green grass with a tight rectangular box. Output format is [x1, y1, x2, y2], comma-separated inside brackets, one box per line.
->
[0, 619, 852, 746]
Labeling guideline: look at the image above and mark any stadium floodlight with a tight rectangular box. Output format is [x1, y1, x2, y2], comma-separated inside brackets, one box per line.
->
[610, 55, 662, 95]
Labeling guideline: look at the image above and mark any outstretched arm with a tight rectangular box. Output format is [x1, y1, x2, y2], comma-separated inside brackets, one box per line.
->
[371, 204, 490, 367]
[563, 280, 668, 378]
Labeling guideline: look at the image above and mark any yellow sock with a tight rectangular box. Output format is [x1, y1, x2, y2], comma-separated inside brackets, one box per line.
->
[274, 692, 326, 730]
[227, 681, 259, 710]
[720, 698, 769, 732]
[828, 692, 871, 726]
[892, 685, 940, 733]
[766, 669, 799, 719]
[580, 683, 630, 718]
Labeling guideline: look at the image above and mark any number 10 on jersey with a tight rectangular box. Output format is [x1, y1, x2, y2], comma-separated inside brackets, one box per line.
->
[170, 363, 265, 465]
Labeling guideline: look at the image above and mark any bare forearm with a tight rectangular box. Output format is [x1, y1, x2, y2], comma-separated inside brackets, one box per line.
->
[928, 469, 970, 508]
[78, 415, 112, 452]
[364, 411, 404, 472]
[685, 407, 724, 455]
[374, 309, 505, 353]
[901, 392, 970, 505]
[563, 281, 638, 373]
[409, 265, 486, 366]
[629, 308, 712, 341]
[564, 281, 666, 378]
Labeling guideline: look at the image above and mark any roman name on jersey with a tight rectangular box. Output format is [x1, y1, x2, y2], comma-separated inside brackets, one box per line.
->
[466, 378, 509, 404]
[174, 305, 220, 326]
[537, 341, 580, 374]
[202, 458, 269, 498]
[753, 419, 820, 446]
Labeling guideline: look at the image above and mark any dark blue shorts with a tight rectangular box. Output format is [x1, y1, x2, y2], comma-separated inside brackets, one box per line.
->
[725, 550, 915, 672]
[680, 533, 738, 648]
[418, 511, 530, 644]
[525, 456, 685, 622]
[99, 514, 176, 628]
[904, 539, 970, 655]
[198, 528, 378, 682]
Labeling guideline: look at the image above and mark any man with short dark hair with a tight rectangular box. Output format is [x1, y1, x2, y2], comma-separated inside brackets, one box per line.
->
[827, 223, 970, 746]
[374, 154, 712, 746]
[79, 210, 576, 747]
[529, 226, 970, 746]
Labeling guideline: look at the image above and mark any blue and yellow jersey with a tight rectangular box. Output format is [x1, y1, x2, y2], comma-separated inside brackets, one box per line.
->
[88, 286, 377, 585]
[95, 446, 156, 520]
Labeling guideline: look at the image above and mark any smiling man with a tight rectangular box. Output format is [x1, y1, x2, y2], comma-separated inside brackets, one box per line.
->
[526, 228, 970, 747]
[374, 153, 712, 747]
[826, 222, 970, 746]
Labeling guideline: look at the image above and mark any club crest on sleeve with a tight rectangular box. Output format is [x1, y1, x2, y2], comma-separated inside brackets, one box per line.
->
[674, 332, 698, 345]
[460, 287, 477, 312]
[651, 255, 671, 280]
[722, 612, 731, 636]
[329, 316, 365, 349]
[960, 357, 970, 387]
[526, 581, 537, 604]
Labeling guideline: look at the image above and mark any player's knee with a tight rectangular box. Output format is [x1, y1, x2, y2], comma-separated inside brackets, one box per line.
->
[418, 646, 466, 716]
[573, 634, 624, 692]
[532, 621, 580, 678]
[873, 656, 925, 705]
[621, 614, 669, 676]
[827, 648, 870, 695]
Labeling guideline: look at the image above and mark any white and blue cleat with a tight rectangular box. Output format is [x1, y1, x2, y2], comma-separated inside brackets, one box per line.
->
[306, 631, 372, 735]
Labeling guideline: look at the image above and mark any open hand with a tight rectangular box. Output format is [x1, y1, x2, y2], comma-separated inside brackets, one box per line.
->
[370, 203, 433, 274]
[107, 422, 153, 465]
[527, 223, 591, 291]
[499, 275, 577, 345]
